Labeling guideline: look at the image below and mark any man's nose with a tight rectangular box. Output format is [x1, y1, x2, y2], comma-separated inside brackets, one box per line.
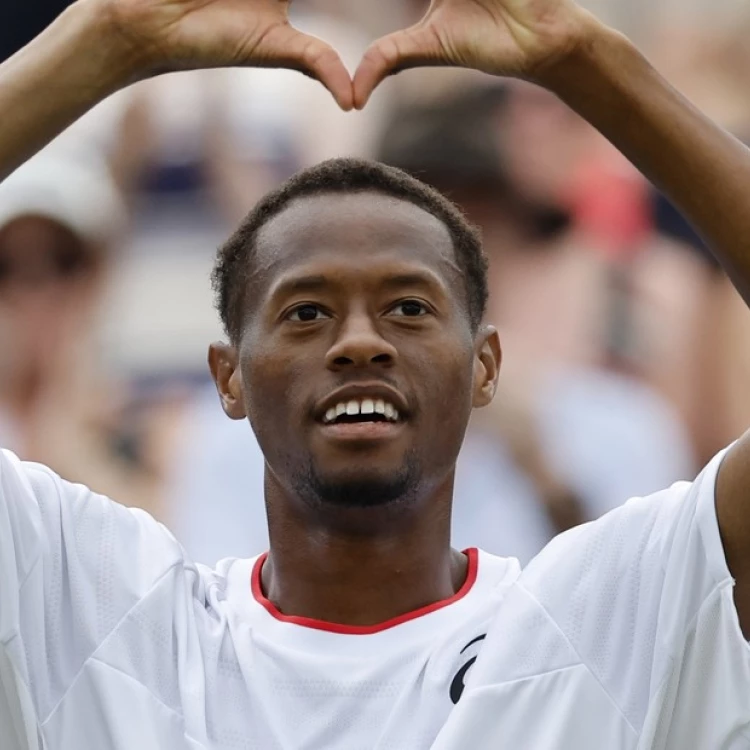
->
[325, 313, 397, 370]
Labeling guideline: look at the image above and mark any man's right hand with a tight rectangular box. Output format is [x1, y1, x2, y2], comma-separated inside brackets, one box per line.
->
[96, 0, 353, 109]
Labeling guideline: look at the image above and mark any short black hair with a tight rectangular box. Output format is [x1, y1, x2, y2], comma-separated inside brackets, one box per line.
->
[211, 157, 488, 344]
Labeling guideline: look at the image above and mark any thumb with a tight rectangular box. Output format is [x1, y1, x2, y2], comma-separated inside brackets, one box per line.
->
[266, 26, 354, 111]
[353, 26, 444, 110]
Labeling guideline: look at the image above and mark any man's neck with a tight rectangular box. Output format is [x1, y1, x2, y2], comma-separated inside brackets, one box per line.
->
[260, 478, 467, 627]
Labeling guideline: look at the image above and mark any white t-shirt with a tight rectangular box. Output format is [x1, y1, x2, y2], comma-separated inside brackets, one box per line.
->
[0, 447, 748, 749]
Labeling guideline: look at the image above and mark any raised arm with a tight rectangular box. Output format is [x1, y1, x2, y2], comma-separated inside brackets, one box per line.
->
[0, 0, 354, 182]
[353, 0, 750, 632]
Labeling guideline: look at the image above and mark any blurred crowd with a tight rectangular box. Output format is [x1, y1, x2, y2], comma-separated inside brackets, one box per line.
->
[2, 0, 750, 566]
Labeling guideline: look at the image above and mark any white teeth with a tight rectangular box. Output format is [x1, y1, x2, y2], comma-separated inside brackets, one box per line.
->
[346, 400, 360, 416]
[323, 398, 402, 423]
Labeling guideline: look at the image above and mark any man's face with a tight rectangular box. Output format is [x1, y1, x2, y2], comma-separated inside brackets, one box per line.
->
[211, 192, 499, 517]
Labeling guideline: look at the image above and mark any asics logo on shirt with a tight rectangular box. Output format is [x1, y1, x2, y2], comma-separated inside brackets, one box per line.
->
[449, 634, 487, 704]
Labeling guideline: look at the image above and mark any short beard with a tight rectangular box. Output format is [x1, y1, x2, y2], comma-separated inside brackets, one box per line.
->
[293, 451, 420, 511]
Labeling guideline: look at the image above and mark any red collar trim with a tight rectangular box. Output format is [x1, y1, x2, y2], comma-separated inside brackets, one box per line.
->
[251, 548, 479, 635]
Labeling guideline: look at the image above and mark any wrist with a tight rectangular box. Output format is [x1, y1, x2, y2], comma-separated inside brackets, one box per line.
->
[531, 13, 628, 95]
[51, 0, 152, 95]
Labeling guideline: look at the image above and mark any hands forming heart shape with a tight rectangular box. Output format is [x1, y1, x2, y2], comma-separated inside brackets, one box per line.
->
[108, 0, 592, 110]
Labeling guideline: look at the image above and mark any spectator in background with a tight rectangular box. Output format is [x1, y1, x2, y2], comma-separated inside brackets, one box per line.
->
[0, 149, 162, 514]
[626, 22, 750, 466]
[90, 0, 391, 226]
[629, 192, 727, 467]
[379, 84, 695, 529]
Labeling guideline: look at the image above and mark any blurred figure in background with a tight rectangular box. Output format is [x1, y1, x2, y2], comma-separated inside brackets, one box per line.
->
[0, 149, 162, 514]
[623, 17, 750, 467]
[630, 192, 727, 467]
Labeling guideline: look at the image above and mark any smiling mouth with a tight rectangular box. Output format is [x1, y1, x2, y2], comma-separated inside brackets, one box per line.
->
[317, 397, 405, 441]
[322, 398, 401, 425]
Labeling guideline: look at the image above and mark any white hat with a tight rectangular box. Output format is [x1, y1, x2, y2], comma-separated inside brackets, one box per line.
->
[0, 148, 125, 247]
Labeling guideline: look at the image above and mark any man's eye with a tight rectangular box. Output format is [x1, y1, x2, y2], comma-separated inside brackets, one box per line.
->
[287, 304, 328, 322]
[389, 300, 428, 317]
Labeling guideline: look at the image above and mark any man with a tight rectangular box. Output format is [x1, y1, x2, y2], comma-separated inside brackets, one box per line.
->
[0, 1, 749, 749]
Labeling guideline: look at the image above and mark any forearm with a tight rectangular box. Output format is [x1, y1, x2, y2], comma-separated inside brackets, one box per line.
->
[539, 23, 750, 304]
[0, 0, 140, 181]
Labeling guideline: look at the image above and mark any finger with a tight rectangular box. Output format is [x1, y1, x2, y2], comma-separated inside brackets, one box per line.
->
[269, 27, 354, 111]
[353, 27, 442, 110]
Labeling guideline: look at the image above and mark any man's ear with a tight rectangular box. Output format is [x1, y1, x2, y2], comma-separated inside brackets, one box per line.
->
[472, 325, 502, 409]
[208, 342, 247, 420]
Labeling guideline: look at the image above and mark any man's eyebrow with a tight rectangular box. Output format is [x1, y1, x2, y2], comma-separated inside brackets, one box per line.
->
[380, 272, 447, 292]
[270, 275, 330, 299]
[268, 270, 447, 302]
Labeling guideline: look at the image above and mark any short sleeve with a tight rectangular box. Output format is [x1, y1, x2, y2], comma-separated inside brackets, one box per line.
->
[435, 448, 750, 749]
[0, 449, 184, 729]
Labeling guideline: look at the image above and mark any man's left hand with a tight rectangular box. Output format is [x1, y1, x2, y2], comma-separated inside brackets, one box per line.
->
[352, 0, 596, 109]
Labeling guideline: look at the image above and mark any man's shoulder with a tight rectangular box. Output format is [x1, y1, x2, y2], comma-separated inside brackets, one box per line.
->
[520, 447, 728, 602]
[523, 448, 717, 580]
[1, 447, 188, 596]
[451, 450, 746, 745]
[493, 451, 729, 725]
